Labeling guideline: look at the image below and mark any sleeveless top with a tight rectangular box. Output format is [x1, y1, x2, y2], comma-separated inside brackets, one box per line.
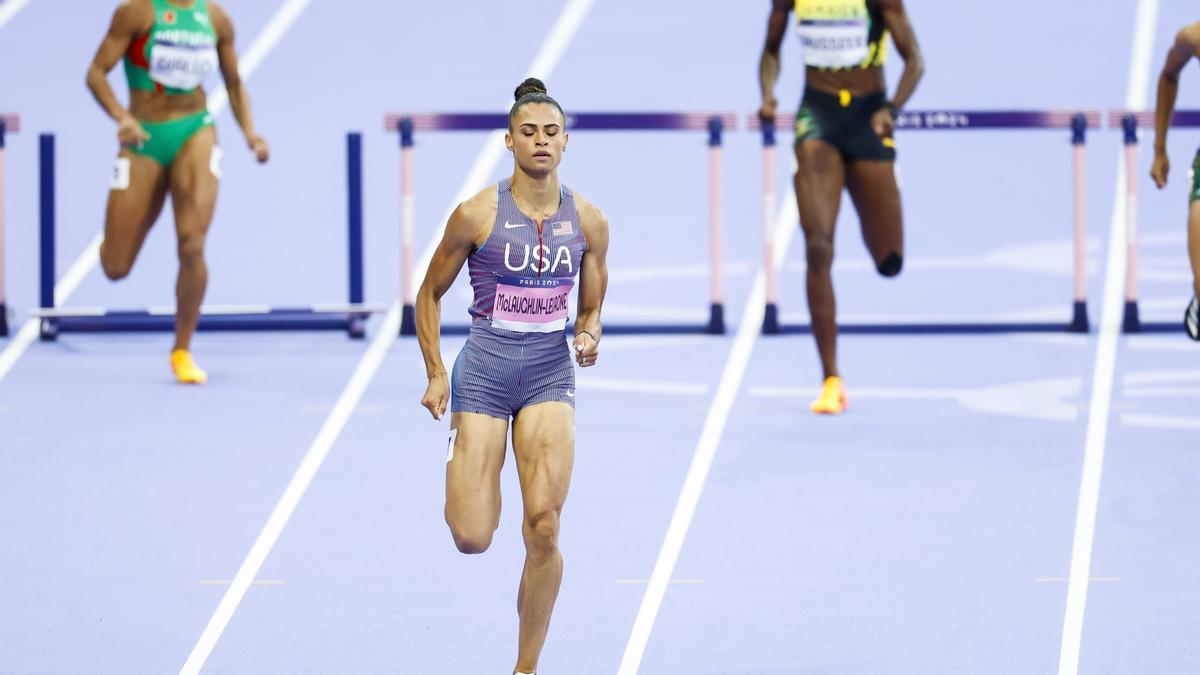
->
[795, 0, 888, 71]
[467, 178, 588, 333]
[124, 0, 219, 95]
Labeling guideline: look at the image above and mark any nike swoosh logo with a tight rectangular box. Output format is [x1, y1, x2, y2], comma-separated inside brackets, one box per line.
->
[504, 221, 527, 229]
[566, 391, 575, 398]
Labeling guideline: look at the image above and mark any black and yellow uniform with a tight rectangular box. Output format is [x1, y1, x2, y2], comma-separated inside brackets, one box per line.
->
[793, 0, 894, 160]
[795, 89, 895, 160]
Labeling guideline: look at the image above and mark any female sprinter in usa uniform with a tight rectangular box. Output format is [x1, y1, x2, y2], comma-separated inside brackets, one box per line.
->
[760, 0, 924, 413]
[415, 78, 610, 675]
[1150, 20, 1200, 340]
[87, 0, 269, 383]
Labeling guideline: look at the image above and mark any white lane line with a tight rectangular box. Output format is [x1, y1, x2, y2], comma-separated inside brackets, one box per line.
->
[1123, 386, 1200, 398]
[198, 579, 286, 586]
[751, 377, 1082, 424]
[617, 189, 799, 674]
[1037, 577, 1122, 584]
[0, 0, 34, 31]
[179, 2, 594, 672]
[1057, 2, 1158, 673]
[0, 237, 98, 381]
[205, 0, 313, 115]
[1120, 413, 1200, 431]
[750, 385, 960, 400]
[577, 376, 708, 396]
[178, 304, 400, 675]
[600, 303, 712, 321]
[1123, 368, 1200, 386]
[615, 579, 703, 585]
[0, 0, 307, 384]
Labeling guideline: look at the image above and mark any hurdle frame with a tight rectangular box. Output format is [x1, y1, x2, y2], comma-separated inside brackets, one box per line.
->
[750, 109, 1102, 335]
[1109, 109, 1200, 334]
[35, 132, 382, 340]
[0, 113, 19, 337]
[385, 111, 737, 336]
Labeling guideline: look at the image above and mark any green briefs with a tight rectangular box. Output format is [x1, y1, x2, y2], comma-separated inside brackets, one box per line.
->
[132, 111, 214, 165]
[1191, 148, 1200, 203]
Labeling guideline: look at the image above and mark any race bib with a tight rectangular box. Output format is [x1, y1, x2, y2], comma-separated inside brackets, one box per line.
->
[797, 17, 871, 69]
[149, 40, 218, 90]
[491, 276, 573, 333]
[110, 157, 130, 191]
[209, 145, 223, 180]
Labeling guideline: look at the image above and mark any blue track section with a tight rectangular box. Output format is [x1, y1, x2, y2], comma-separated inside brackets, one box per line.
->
[0, 1, 1197, 673]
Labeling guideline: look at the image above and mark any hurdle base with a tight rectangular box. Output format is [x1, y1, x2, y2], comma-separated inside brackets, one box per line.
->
[39, 318, 58, 341]
[42, 309, 368, 335]
[434, 322, 730, 336]
[762, 303, 781, 334]
[774, 321, 1080, 335]
[1122, 301, 1141, 333]
[706, 303, 725, 335]
[400, 303, 417, 336]
[0, 302, 8, 337]
[1069, 301, 1089, 333]
[1129, 321, 1184, 334]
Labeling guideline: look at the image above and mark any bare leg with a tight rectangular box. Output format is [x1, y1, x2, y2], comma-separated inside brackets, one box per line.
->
[510, 401, 574, 675]
[444, 412, 510, 553]
[168, 128, 219, 352]
[99, 151, 168, 280]
[795, 140, 846, 379]
[1189, 201, 1200, 299]
[845, 159, 904, 276]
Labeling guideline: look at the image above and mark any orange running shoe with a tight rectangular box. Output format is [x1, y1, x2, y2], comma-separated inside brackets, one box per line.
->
[810, 376, 848, 415]
[170, 349, 208, 384]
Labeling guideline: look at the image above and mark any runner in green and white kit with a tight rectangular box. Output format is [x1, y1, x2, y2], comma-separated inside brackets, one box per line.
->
[1150, 20, 1200, 340]
[86, 0, 270, 381]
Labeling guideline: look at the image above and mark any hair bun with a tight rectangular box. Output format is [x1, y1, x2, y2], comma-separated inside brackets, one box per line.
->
[514, 77, 548, 100]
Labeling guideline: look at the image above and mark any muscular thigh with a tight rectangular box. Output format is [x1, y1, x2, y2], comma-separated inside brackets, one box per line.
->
[795, 140, 846, 238]
[104, 150, 169, 260]
[445, 412, 510, 522]
[845, 160, 904, 260]
[511, 402, 575, 514]
[169, 126, 220, 236]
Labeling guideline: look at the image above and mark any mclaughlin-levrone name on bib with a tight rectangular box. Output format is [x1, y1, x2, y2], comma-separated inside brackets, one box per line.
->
[491, 276, 574, 333]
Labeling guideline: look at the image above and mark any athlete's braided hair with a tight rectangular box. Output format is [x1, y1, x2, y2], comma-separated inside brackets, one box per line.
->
[508, 77, 566, 129]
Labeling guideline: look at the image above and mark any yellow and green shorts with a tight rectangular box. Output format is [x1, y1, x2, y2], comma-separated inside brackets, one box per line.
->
[132, 111, 214, 165]
[795, 87, 896, 161]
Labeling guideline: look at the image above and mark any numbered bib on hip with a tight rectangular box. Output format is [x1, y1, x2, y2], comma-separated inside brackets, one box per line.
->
[110, 157, 131, 190]
[797, 18, 871, 69]
[446, 428, 458, 463]
[209, 145, 223, 179]
[149, 40, 218, 90]
[491, 276, 573, 333]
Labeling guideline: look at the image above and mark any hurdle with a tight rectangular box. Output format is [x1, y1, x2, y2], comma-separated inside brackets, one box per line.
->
[0, 113, 19, 337]
[34, 132, 386, 341]
[1109, 109, 1200, 334]
[385, 111, 738, 336]
[751, 109, 1102, 335]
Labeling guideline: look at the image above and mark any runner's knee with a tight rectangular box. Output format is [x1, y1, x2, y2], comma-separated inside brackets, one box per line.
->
[877, 251, 903, 277]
